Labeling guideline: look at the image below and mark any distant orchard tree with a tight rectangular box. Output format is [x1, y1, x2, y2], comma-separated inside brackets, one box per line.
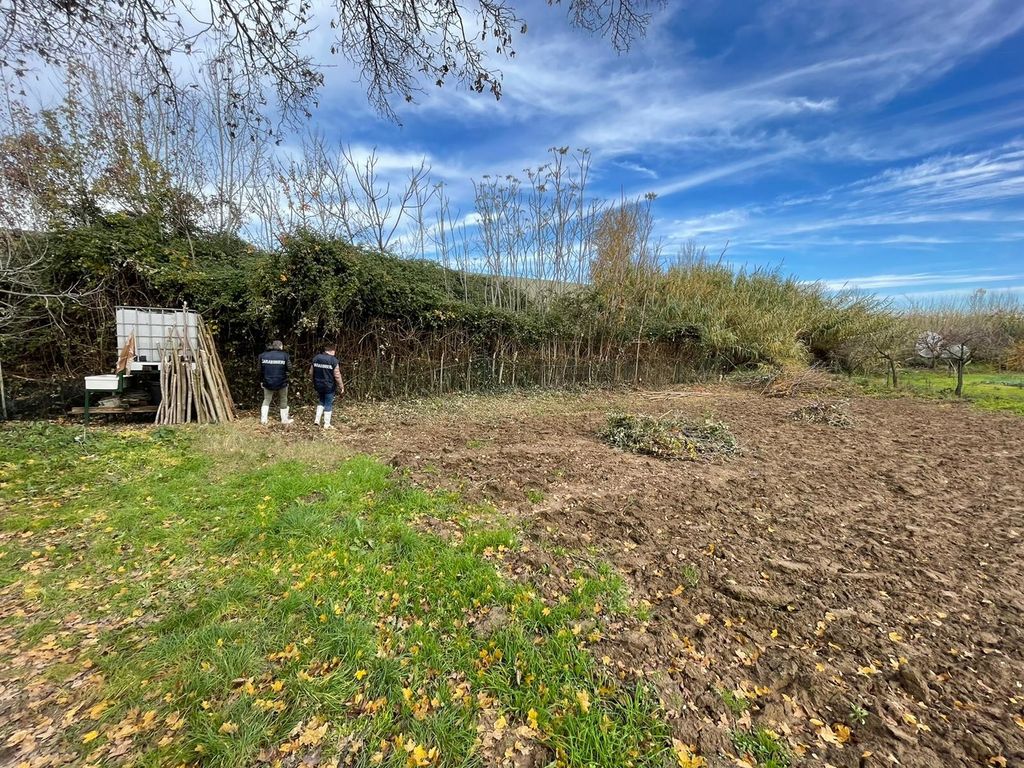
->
[915, 291, 1018, 398]
[0, 0, 663, 124]
[940, 337, 971, 398]
[914, 330, 944, 368]
[864, 314, 914, 389]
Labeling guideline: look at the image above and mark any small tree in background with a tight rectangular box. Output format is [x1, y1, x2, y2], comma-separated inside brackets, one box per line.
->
[846, 311, 914, 388]
[914, 330, 945, 369]
[914, 290, 1019, 397]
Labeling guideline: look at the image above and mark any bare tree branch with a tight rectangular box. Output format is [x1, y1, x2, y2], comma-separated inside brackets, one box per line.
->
[0, 0, 660, 124]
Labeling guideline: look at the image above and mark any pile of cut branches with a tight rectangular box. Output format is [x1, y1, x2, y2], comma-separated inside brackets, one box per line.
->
[601, 412, 738, 460]
[731, 364, 848, 398]
[790, 400, 853, 428]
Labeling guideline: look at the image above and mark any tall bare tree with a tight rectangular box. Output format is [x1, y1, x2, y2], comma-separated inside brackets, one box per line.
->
[1, 0, 664, 124]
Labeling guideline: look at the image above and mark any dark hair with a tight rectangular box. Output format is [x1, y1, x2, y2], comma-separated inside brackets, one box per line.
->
[269, 340, 284, 351]
[323, 340, 337, 352]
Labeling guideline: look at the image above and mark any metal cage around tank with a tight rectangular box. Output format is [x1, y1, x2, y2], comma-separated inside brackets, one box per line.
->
[115, 306, 201, 371]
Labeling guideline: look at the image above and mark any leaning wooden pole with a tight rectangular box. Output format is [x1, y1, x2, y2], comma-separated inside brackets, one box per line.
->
[155, 345, 167, 424]
[199, 319, 235, 421]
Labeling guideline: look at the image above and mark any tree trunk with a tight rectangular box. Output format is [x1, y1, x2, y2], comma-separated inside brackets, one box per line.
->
[955, 359, 965, 397]
[888, 357, 899, 389]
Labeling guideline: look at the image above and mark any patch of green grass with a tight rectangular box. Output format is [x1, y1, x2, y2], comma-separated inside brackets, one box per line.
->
[525, 488, 545, 504]
[855, 368, 1024, 415]
[681, 564, 700, 588]
[0, 423, 669, 768]
[718, 687, 750, 716]
[732, 727, 791, 768]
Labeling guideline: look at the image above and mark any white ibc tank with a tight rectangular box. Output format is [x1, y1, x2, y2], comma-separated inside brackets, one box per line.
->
[115, 306, 200, 369]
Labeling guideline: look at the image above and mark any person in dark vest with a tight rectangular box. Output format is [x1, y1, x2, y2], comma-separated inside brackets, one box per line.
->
[259, 340, 293, 425]
[310, 342, 344, 429]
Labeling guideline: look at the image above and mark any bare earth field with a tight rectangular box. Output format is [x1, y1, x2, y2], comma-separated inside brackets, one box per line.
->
[292, 387, 1024, 767]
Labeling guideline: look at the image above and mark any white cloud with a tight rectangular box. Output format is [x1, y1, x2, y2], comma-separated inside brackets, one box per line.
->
[820, 271, 1024, 291]
[890, 284, 1024, 299]
[848, 143, 1024, 206]
[668, 138, 1024, 255]
[649, 150, 798, 198]
[613, 160, 659, 179]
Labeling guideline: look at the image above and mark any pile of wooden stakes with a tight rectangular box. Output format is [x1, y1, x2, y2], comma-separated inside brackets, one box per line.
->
[155, 318, 236, 425]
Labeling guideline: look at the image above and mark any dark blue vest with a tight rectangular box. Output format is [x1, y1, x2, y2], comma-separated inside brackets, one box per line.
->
[312, 353, 339, 394]
[259, 350, 289, 390]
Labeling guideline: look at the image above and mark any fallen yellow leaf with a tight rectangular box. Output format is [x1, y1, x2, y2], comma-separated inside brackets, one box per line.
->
[672, 739, 707, 768]
[818, 725, 841, 745]
[576, 690, 591, 713]
[298, 718, 328, 747]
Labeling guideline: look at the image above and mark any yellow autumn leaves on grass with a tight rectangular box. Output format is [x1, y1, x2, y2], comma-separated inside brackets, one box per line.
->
[367, 736, 439, 767]
[3, 437, 674, 768]
[672, 739, 707, 768]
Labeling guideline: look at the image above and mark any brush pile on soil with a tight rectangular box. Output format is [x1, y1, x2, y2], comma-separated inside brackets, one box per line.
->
[600, 412, 739, 460]
[790, 400, 854, 428]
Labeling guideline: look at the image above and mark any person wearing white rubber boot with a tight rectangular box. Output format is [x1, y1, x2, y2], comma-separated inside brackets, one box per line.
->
[259, 340, 293, 425]
[310, 342, 344, 429]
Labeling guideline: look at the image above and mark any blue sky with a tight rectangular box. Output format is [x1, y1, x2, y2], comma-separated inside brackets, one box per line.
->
[297, 0, 1024, 301]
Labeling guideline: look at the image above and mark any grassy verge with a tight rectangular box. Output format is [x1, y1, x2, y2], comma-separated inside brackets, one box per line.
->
[0, 424, 669, 768]
[854, 368, 1024, 415]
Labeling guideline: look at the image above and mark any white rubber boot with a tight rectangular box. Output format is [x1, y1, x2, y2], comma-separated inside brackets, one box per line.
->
[323, 410, 333, 430]
[314, 405, 324, 425]
[280, 408, 293, 425]
[260, 405, 270, 424]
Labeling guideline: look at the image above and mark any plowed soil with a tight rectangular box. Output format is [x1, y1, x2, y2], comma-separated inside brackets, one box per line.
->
[308, 387, 1024, 768]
